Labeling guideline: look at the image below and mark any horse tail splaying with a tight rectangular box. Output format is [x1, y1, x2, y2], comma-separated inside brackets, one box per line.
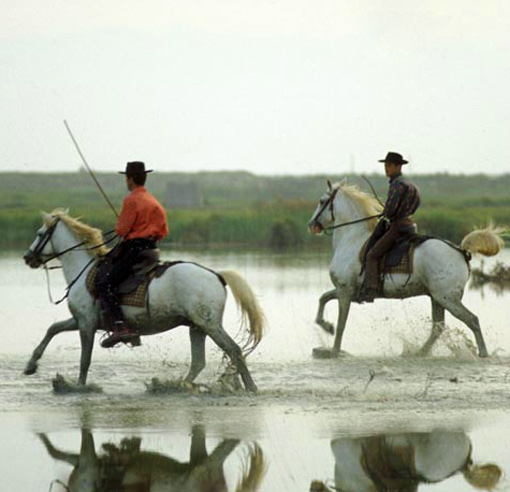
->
[219, 270, 266, 356]
[236, 443, 267, 492]
[460, 224, 506, 257]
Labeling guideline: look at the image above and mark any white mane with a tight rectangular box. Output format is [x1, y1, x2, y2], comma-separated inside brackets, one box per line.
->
[336, 182, 383, 231]
[43, 209, 111, 257]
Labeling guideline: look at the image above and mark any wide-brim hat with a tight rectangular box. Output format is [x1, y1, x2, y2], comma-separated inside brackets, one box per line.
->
[378, 152, 408, 165]
[118, 161, 153, 175]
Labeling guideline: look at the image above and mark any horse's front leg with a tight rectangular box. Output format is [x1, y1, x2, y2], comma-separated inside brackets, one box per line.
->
[78, 322, 96, 386]
[24, 317, 78, 375]
[315, 289, 337, 335]
[313, 290, 352, 359]
[332, 290, 352, 356]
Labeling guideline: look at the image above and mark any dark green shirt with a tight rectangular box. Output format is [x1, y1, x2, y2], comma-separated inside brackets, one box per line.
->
[383, 173, 421, 222]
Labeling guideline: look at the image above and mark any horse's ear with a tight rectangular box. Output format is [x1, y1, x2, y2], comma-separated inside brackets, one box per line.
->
[327, 179, 333, 192]
[41, 211, 52, 226]
[339, 177, 348, 187]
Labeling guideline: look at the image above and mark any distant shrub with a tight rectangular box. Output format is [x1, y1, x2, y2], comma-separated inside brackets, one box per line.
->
[268, 218, 304, 251]
[417, 211, 467, 243]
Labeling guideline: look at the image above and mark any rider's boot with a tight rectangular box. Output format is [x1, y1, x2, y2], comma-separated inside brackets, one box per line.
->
[101, 321, 139, 348]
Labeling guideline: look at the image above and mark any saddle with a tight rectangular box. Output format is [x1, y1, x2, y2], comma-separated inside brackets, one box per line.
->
[87, 253, 227, 309]
[360, 231, 469, 277]
[360, 232, 429, 275]
[87, 249, 162, 308]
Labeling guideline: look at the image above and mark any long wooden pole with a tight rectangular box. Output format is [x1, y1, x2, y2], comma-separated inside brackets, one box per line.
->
[63, 119, 119, 218]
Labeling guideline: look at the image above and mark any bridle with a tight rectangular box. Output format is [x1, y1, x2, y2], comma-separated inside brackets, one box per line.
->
[31, 217, 117, 265]
[32, 218, 61, 264]
[312, 188, 383, 233]
[29, 217, 117, 304]
[314, 188, 339, 226]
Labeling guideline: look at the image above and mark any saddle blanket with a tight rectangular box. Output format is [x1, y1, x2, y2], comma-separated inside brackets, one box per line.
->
[359, 239, 418, 275]
[86, 263, 156, 308]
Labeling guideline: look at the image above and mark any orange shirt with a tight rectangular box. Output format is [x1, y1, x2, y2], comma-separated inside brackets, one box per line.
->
[116, 187, 169, 241]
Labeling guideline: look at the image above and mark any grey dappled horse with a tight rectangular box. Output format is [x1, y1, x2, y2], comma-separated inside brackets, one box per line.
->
[23, 210, 265, 392]
[308, 179, 504, 358]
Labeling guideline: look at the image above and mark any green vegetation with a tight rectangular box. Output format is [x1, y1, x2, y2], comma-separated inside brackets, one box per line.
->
[1, 171, 509, 250]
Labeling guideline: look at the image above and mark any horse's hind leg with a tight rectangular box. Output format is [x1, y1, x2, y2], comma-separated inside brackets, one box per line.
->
[185, 326, 206, 384]
[24, 317, 78, 375]
[438, 298, 488, 357]
[205, 325, 257, 393]
[417, 299, 445, 356]
[315, 289, 337, 335]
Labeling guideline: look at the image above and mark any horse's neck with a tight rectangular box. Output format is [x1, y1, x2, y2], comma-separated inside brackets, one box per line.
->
[331, 199, 372, 254]
[55, 225, 96, 285]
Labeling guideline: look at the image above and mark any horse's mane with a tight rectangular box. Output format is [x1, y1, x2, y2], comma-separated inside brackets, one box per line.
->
[338, 182, 383, 232]
[43, 209, 111, 257]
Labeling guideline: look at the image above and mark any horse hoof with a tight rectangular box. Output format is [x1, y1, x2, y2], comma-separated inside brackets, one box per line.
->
[24, 364, 38, 375]
[312, 347, 350, 359]
[313, 347, 339, 359]
[320, 323, 335, 335]
[52, 374, 102, 394]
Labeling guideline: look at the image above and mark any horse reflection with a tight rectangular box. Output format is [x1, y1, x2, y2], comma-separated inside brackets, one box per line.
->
[311, 430, 502, 492]
[40, 425, 265, 492]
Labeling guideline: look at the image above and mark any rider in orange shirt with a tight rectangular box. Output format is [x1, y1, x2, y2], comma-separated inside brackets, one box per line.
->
[96, 161, 168, 348]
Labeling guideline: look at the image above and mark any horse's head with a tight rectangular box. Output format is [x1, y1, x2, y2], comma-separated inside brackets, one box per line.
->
[308, 178, 346, 234]
[308, 178, 382, 235]
[23, 213, 61, 268]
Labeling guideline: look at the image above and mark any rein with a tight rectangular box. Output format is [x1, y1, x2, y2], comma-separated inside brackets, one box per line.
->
[324, 213, 383, 232]
[44, 258, 95, 305]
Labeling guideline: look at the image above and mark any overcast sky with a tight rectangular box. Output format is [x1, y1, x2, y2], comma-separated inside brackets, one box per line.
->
[1, 0, 509, 175]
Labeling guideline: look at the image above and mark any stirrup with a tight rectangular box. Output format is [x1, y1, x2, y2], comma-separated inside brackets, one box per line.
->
[101, 326, 139, 348]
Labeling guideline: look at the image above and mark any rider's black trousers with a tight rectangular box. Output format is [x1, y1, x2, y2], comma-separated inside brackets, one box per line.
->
[95, 238, 156, 324]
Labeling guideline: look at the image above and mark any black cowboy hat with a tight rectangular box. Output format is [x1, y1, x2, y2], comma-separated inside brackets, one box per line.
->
[378, 152, 409, 165]
[118, 161, 153, 175]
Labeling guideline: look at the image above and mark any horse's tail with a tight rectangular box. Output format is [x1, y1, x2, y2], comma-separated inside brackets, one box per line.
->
[219, 270, 265, 355]
[461, 224, 506, 257]
[235, 443, 266, 492]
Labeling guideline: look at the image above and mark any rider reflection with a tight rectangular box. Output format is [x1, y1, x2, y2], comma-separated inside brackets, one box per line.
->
[311, 430, 502, 492]
[40, 425, 265, 492]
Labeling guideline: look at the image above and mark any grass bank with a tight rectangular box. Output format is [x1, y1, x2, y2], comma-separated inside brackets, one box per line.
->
[4, 200, 509, 252]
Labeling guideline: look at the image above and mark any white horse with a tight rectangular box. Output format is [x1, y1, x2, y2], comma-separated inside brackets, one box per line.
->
[308, 179, 504, 358]
[23, 209, 265, 392]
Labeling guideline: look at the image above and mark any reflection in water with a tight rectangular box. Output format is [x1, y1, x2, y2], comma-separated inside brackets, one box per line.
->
[40, 425, 265, 492]
[311, 430, 502, 492]
[470, 261, 510, 296]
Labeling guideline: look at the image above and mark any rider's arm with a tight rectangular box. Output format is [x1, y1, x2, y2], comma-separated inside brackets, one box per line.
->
[115, 197, 137, 238]
[383, 182, 403, 221]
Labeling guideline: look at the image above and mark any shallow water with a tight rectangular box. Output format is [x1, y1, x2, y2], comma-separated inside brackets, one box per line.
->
[0, 248, 509, 491]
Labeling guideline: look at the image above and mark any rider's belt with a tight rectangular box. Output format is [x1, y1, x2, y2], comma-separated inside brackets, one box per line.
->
[125, 238, 157, 249]
[390, 216, 413, 225]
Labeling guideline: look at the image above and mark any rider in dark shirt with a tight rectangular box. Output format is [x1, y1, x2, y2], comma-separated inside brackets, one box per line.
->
[361, 152, 421, 303]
